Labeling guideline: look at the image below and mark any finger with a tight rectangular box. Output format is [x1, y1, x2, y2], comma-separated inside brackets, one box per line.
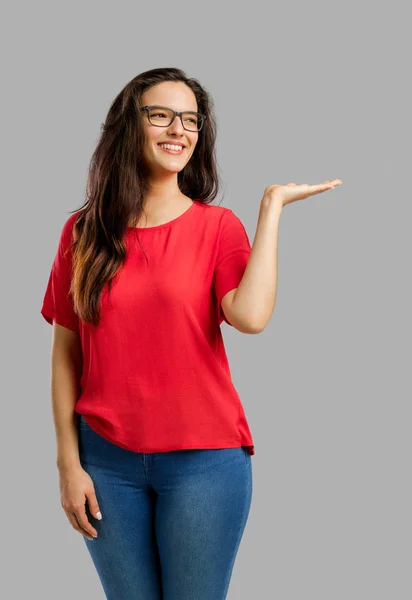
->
[314, 179, 341, 188]
[74, 506, 99, 539]
[66, 511, 95, 541]
[307, 181, 341, 195]
[86, 491, 102, 522]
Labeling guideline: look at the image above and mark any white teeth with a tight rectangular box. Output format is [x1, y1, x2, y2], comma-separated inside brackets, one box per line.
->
[159, 143, 184, 151]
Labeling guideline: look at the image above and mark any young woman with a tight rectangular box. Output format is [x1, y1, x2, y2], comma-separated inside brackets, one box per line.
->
[41, 66, 342, 599]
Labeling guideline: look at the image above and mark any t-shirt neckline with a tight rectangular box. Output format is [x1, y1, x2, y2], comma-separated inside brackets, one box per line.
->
[127, 200, 198, 232]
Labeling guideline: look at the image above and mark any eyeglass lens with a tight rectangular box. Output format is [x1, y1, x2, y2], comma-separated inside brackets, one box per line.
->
[148, 107, 202, 131]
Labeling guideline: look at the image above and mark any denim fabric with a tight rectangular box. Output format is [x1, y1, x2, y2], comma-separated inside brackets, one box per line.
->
[78, 413, 253, 599]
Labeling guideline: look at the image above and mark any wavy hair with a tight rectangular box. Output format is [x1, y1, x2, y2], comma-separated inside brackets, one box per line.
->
[67, 67, 222, 327]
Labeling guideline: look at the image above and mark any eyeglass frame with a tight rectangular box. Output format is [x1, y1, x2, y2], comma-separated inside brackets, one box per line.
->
[140, 105, 206, 132]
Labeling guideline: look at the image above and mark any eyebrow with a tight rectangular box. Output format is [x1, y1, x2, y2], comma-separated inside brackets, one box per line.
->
[150, 104, 199, 113]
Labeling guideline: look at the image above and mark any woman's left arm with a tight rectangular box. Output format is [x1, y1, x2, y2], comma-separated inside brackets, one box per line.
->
[224, 179, 342, 332]
[222, 197, 282, 333]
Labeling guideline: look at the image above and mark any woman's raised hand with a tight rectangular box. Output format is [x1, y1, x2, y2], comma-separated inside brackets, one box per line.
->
[263, 179, 343, 209]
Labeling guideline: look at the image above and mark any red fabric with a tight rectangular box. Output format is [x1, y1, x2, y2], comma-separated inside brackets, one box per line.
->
[41, 200, 255, 455]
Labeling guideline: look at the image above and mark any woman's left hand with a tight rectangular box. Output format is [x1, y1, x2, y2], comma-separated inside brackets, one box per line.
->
[263, 179, 343, 209]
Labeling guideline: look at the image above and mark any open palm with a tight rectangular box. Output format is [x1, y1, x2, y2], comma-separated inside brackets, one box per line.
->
[264, 179, 342, 208]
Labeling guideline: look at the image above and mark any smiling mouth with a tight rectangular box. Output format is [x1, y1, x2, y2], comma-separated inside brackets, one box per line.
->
[157, 144, 186, 154]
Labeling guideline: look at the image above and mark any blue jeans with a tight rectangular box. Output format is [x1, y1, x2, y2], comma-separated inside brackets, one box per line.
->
[78, 413, 253, 599]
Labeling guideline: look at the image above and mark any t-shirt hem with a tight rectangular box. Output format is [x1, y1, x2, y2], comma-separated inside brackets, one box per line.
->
[80, 414, 255, 455]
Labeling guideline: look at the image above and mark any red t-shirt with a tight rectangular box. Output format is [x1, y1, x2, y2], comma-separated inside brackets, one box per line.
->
[41, 200, 255, 455]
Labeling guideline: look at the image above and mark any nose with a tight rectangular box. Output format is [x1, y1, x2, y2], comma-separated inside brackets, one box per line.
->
[167, 113, 185, 135]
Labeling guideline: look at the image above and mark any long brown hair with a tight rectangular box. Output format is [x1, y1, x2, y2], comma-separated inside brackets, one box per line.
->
[67, 67, 221, 327]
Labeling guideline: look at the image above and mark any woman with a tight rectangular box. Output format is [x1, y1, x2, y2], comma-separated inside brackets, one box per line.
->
[41, 66, 342, 599]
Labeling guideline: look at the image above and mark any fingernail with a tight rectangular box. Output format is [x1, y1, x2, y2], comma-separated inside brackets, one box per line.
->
[96, 511, 102, 520]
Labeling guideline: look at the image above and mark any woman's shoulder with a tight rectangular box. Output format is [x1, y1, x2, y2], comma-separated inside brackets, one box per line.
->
[195, 201, 234, 222]
[58, 209, 83, 246]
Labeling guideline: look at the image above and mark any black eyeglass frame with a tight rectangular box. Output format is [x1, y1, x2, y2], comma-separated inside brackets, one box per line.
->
[140, 105, 206, 132]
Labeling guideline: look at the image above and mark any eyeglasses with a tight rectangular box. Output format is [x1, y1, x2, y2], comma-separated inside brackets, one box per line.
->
[140, 105, 206, 132]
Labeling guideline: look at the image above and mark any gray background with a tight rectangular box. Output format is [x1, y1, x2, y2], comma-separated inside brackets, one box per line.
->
[2, 0, 410, 598]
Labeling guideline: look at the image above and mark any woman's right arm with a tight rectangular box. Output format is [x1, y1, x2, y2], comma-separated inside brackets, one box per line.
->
[51, 323, 83, 472]
[50, 323, 101, 541]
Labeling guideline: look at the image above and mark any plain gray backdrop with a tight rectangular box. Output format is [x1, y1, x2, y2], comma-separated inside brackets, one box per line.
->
[2, 0, 410, 598]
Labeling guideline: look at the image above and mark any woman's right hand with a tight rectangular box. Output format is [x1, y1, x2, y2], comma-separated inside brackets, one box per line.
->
[59, 466, 102, 541]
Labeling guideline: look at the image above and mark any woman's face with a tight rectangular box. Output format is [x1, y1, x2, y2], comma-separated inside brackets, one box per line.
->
[140, 81, 200, 177]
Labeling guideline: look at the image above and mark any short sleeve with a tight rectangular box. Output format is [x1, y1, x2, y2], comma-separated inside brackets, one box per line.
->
[40, 214, 80, 333]
[213, 209, 252, 326]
